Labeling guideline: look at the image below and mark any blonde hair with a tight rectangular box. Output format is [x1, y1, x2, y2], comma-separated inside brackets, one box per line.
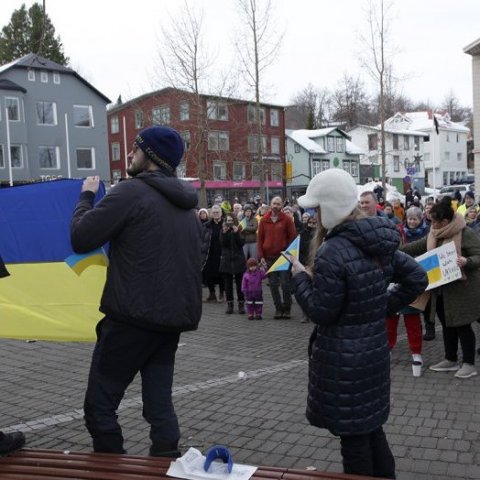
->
[307, 206, 364, 268]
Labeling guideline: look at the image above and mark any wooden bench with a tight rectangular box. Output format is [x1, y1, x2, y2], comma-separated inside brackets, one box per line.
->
[0, 449, 381, 480]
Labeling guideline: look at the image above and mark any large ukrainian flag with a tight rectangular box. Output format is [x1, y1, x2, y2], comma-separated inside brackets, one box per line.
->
[0, 179, 106, 342]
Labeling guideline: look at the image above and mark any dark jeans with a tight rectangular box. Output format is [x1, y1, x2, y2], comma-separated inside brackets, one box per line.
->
[266, 258, 291, 311]
[84, 317, 180, 454]
[340, 427, 395, 479]
[222, 273, 244, 303]
[436, 296, 476, 364]
[206, 275, 224, 295]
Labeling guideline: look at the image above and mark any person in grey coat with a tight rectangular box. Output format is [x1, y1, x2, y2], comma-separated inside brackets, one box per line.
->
[285, 169, 428, 479]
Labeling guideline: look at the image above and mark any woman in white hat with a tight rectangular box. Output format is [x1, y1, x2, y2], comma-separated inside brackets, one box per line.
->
[286, 169, 427, 479]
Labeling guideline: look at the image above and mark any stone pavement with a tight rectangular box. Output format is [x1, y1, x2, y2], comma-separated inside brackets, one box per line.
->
[0, 289, 479, 480]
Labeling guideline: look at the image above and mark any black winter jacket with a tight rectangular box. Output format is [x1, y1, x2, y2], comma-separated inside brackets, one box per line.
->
[219, 229, 246, 275]
[292, 216, 427, 436]
[71, 171, 202, 333]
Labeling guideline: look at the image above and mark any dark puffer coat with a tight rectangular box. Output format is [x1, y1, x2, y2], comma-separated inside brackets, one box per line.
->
[292, 216, 427, 436]
[219, 229, 246, 275]
[71, 171, 202, 333]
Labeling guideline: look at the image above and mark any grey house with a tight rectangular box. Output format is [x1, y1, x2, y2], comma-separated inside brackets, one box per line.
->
[0, 53, 111, 184]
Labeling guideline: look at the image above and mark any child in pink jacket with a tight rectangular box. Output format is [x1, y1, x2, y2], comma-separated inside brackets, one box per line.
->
[241, 258, 267, 320]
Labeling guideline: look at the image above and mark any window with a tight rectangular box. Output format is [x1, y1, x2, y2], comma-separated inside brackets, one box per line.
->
[111, 142, 121, 161]
[135, 110, 143, 129]
[112, 169, 122, 182]
[110, 115, 119, 133]
[270, 109, 279, 127]
[10, 145, 23, 168]
[392, 134, 399, 150]
[0, 145, 3, 168]
[446, 133, 450, 142]
[38, 146, 59, 169]
[76, 148, 95, 169]
[36, 101, 57, 125]
[74, 105, 94, 127]
[403, 135, 409, 150]
[152, 106, 170, 125]
[208, 131, 229, 151]
[368, 133, 378, 151]
[457, 153, 462, 162]
[179, 101, 189, 121]
[321, 159, 330, 171]
[294, 143, 300, 153]
[445, 152, 450, 162]
[207, 100, 228, 121]
[456, 134, 459, 143]
[393, 155, 400, 172]
[327, 137, 335, 152]
[248, 105, 265, 124]
[6, 97, 20, 121]
[40, 71, 48, 83]
[336, 137, 344, 153]
[312, 161, 321, 176]
[248, 135, 267, 153]
[271, 163, 282, 181]
[180, 131, 191, 150]
[233, 162, 245, 181]
[414, 136, 420, 150]
[271, 137, 280, 154]
[28, 70, 35, 81]
[423, 152, 430, 163]
[342, 160, 350, 173]
[213, 161, 226, 180]
[53, 72, 60, 84]
[351, 161, 358, 176]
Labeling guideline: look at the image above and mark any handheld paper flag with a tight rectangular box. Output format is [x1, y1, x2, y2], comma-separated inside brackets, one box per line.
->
[267, 236, 300, 273]
[65, 248, 109, 276]
[239, 217, 247, 231]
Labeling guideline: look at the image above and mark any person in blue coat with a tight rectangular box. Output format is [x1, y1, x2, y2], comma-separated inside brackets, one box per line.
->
[286, 169, 428, 479]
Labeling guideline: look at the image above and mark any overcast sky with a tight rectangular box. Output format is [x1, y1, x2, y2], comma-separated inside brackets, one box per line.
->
[2, 0, 479, 108]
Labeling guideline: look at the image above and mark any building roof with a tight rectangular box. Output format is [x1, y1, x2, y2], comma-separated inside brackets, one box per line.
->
[0, 53, 111, 103]
[384, 111, 469, 134]
[0, 78, 26, 93]
[464, 37, 480, 56]
[107, 86, 286, 114]
[286, 128, 364, 155]
[350, 123, 426, 137]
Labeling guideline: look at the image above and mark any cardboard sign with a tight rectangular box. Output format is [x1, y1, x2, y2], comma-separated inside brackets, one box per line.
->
[416, 241, 462, 291]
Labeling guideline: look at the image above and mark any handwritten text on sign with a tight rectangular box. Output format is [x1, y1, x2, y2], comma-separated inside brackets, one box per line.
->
[416, 241, 462, 291]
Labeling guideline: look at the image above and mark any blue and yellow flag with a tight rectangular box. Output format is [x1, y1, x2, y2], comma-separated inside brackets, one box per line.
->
[239, 217, 247, 231]
[418, 254, 442, 284]
[0, 179, 106, 341]
[267, 236, 300, 273]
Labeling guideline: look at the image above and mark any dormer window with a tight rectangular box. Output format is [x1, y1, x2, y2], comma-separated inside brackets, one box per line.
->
[40, 71, 48, 83]
[28, 70, 35, 81]
[53, 72, 60, 84]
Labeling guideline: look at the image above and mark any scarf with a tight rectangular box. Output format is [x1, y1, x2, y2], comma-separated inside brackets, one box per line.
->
[426, 213, 466, 280]
[405, 222, 429, 241]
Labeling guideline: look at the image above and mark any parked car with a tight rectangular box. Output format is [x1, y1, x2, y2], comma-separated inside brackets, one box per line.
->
[438, 184, 473, 200]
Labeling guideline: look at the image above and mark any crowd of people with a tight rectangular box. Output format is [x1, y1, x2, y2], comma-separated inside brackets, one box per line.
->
[1, 123, 478, 480]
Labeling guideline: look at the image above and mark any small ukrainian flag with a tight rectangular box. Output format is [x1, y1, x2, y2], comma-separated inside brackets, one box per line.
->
[65, 248, 109, 276]
[267, 236, 300, 273]
[418, 254, 442, 284]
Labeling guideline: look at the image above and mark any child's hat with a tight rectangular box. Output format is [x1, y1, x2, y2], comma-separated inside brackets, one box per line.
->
[247, 258, 258, 268]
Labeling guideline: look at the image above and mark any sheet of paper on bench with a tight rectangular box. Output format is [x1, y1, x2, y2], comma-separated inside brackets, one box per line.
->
[167, 447, 257, 480]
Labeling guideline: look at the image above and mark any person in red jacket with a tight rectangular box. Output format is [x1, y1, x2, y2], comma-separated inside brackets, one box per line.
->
[257, 196, 297, 319]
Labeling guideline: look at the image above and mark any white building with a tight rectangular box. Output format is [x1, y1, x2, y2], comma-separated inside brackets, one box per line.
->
[464, 37, 480, 191]
[348, 124, 426, 192]
[285, 127, 363, 199]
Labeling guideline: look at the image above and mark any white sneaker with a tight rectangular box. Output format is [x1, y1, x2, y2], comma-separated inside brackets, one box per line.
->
[429, 359, 460, 372]
[454, 363, 478, 379]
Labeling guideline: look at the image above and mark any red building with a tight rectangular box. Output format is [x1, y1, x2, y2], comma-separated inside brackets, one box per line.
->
[107, 88, 286, 205]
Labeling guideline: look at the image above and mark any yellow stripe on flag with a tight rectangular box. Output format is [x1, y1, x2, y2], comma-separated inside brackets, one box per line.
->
[0, 262, 104, 341]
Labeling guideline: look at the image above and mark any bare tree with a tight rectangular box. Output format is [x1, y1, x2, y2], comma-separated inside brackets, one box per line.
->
[154, 1, 215, 207]
[234, 0, 283, 201]
[359, 0, 396, 188]
[289, 84, 331, 129]
[331, 74, 371, 129]
[442, 90, 473, 124]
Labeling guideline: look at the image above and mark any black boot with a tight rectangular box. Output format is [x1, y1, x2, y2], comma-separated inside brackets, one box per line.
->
[423, 321, 435, 341]
[0, 431, 26, 455]
[238, 301, 245, 314]
[226, 301, 234, 314]
[149, 443, 181, 458]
